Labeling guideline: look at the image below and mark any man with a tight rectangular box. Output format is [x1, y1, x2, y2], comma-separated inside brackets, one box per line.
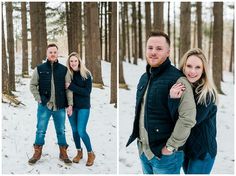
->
[126, 31, 196, 174]
[29, 44, 73, 165]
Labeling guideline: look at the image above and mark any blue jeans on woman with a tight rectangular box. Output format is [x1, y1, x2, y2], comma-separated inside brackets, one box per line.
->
[35, 103, 68, 146]
[183, 153, 215, 174]
[140, 151, 184, 174]
[68, 108, 92, 152]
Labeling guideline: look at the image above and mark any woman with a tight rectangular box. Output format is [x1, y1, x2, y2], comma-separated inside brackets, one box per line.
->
[66, 52, 95, 166]
[168, 48, 218, 174]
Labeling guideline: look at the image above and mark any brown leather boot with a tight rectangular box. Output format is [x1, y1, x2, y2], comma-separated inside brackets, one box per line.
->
[86, 151, 95, 166]
[28, 145, 43, 165]
[59, 146, 72, 164]
[73, 149, 83, 163]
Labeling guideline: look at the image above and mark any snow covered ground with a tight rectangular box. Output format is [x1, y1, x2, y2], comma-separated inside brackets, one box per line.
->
[2, 58, 117, 174]
[119, 59, 234, 174]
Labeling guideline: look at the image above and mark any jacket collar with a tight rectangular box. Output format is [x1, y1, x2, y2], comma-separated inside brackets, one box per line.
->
[46, 59, 59, 68]
[146, 58, 171, 77]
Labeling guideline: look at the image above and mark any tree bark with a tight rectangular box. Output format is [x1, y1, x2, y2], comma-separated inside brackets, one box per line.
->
[21, 2, 29, 76]
[197, 2, 202, 49]
[6, 2, 15, 91]
[84, 2, 104, 87]
[132, 2, 137, 64]
[213, 2, 224, 93]
[180, 2, 191, 60]
[153, 2, 164, 31]
[110, 2, 117, 106]
[138, 2, 143, 59]
[145, 2, 151, 42]
[2, 4, 10, 94]
[124, 2, 131, 63]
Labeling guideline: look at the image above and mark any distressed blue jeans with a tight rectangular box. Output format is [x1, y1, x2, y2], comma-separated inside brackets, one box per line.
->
[183, 153, 215, 174]
[140, 151, 184, 174]
[68, 108, 92, 152]
[34, 103, 68, 146]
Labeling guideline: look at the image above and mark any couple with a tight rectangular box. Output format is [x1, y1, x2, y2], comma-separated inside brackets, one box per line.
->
[28, 44, 95, 166]
[127, 31, 218, 174]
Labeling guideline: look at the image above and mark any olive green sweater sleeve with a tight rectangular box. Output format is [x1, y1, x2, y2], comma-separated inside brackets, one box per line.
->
[166, 76, 196, 150]
[65, 70, 73, 106]
[30, 68, 41, 102]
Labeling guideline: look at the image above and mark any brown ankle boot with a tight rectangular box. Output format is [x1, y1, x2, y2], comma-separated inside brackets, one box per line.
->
[73, 149, 83, 163]
[28, 145, 43, 165]
[59, 146, 72, 165]
[86, 151, 95, 166]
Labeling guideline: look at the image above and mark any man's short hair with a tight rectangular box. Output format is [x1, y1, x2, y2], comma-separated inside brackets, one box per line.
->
[47, 43, 58, 50]
[148, 31, 170, 46]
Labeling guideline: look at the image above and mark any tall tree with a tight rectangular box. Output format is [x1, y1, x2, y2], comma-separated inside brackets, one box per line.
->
[145, 2, 151, 41]
[131, 2, 137, 64]
[208, 9, 213, 64]
[78, 2, 82, 59]
[110, 2, 117, 106]
[197, 2, 202, 49]
[213, 2, 223, 93]
[104, 2, 108, 61]
[30, 2, 40, 68]
[138, 2, 143, 59]
[153, 2, 164, 31]
[84, 2, 103, 87]
[180, 2, 191, 59]
[229, 18, 234, 73]
[6, 2, 15, 91]
[21, 2, 29, 77]
[108, 2, 112, 62]
[167, 2, 171, 37]
[2, 4, 10, 94]
[100, 2, 103, 60]
[124, 2, 131, 63]
[173, 2, 176, 65]
[121, 2, 126, 61]
[66, 2, 80, 54]
[39, 2, 47, 60]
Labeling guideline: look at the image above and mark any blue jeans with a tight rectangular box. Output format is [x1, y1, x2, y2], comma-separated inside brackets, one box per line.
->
[34, 103, 68, 146]
[183, 153, 215, 174]
[140, 151, 184, 174]
[68, 108, 92, 152]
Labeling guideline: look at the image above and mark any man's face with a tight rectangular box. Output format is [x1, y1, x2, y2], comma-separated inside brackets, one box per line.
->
[146, 36, 170, 67]
[47, 46, 58, 62]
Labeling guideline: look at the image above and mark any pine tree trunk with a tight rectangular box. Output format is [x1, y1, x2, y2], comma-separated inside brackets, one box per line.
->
[145, 2, 151, 42]
[167, 2, 170, 37]
[78, 2, 82, 59]
[108, 2, 112, 62]
[124, 2, 131, 63]
[30, 2, 40, 68]
[110, 2, 117, 106]
[180, 2, 191, 60]
[39, 2, 47, 60]
[197, 2, 202, 49]
[6, 2, 15, 91]
[84, 2, 104, 87]
[213, 2, 224, 94]
[132, 2, 137, 65]
[121, 2, 126, 61]
[104, 2, 108, 61]
[138, 2, 143, 59]
[229, 18, 234, 73]
[2, 4, 10, 94]
[21, 2, 29, 76]
[173, 2, 176, 65]
[153, 2, 164, 31]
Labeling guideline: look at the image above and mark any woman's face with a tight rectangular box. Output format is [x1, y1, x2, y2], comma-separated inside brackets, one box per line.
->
[184, 55, 204, 83]
[69, 56, 79, 71]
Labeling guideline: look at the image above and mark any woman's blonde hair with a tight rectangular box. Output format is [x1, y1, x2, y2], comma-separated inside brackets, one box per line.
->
[67, 52, 91, 80]
[179, 48, 218, 106]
